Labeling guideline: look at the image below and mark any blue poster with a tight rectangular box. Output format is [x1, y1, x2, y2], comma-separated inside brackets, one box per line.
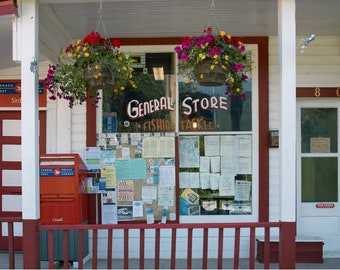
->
[116, 158, 146, 180]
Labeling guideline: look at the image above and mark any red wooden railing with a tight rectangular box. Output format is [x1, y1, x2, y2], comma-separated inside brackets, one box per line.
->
[0, 217, 22, 269]
[38, 222, 281, 269]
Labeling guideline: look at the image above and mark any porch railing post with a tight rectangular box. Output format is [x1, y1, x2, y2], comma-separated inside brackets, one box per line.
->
[279, 221, 296, 269]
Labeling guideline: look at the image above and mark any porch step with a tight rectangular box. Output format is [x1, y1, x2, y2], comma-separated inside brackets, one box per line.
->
[256, 235, 324, 263]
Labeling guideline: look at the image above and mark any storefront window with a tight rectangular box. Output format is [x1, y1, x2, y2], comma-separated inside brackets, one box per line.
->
[178, 135, 252, 216]
[96, 45, 258, 222]
[179, 80, 252, 132]
[102, 74, 176, 133]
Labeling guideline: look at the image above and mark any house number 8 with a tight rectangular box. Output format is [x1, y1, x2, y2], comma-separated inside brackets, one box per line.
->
[312, 87, 340, 97]
[314, 87, 321, 97]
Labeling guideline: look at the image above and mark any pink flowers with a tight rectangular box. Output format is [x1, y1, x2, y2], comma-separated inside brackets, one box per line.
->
[232, 64, 244, 71]
[174, 28, 251, 97]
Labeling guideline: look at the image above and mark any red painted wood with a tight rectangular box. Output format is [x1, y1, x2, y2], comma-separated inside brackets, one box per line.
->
[37, 221, 283, 269]
[264, 227, 270, 269]
[8, 222, 14, 269]
[234, 228, 240, 269]
[170, 228, 176, 269]
[202, 228, 208, 269]
[140, 229, 145, 269]
[0, 0, 18, 16]
[279, 222, 296, 269]
[78, 230, 84, 269]
[22, 219, 40, 269]
[296, 87, 340, 98]
[85, 37, 270, 224]
[39, 111, 47, 154]
[92, 229, 98, 269]
[39, 221, 281, 231]
[217, 228, 224, 269]
[107, 229, 113, 269]
[124, 229, 129, 269]
[257, 239, 323, 263]
[187, 228, 193, 269]
[257, 37, 270, 222]
[155, 229, 160, 269]
[249, 227, 256, 269]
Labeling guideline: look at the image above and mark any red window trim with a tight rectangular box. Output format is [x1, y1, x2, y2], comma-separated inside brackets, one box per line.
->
[297, 87, 340, 98]
[86, 37, 269, 222]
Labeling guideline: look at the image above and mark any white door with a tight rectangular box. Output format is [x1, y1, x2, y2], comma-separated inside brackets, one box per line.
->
[297, 99, 340, 256]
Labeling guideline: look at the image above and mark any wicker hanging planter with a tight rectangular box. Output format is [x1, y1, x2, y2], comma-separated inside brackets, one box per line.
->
[84, 64, 113, 89]
[194, 59, 226, 87]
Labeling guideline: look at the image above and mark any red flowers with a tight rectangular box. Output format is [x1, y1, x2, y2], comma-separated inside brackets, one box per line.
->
[111, 39, 121, 48]
[82, 31, 101, 45]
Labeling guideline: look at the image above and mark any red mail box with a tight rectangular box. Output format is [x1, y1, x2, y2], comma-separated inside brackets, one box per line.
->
[39, 154, 88, 224]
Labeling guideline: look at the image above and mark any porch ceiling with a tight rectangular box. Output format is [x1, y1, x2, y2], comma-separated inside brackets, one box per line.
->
[0, 0, 340, 70]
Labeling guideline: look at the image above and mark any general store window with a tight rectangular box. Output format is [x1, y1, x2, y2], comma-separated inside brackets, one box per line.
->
[96, 45, 258, 223]
[101, 52, 176, 133]
[178, 70, 252, 132]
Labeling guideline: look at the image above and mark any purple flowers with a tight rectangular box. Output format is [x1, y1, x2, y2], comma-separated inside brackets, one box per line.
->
[181, 38, 192, 49]
[44, 64, 57, 95]
[174, 28, 250, 97]
[207, 47, 222, 57]
[232, 64, 244, 71]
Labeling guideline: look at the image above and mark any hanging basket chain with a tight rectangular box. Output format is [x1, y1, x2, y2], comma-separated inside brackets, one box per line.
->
[206, 0, 221, 33]
[95, 0, 112, 46]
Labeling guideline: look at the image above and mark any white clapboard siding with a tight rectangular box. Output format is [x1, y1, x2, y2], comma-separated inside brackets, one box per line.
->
[71, 104, 87, 161]
[268, 36, 340, 221]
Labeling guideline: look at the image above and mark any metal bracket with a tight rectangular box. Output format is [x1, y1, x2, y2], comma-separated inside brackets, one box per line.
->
[30, 58, 38, 73]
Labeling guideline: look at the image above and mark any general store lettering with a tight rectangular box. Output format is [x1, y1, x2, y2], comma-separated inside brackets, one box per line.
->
[127, 97, 174, 119]
[182, 96, 228, 116]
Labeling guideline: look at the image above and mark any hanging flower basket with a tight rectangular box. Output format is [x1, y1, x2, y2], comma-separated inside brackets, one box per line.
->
[174, 28, 251, 96]
[44, 31, 137, 108]
[84, 64, 113, 89]
[194, 58, 226, 86]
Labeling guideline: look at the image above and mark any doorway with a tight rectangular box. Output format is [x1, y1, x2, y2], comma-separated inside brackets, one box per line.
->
[0, 111, 46, 250]
[297, 99, 340, 256]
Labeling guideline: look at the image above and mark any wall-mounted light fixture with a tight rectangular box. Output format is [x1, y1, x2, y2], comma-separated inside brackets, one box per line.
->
[297, 34, 316, 53]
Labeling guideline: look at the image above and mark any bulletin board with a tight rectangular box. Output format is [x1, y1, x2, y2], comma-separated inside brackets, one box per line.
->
[94, 133, 177, 223]
[178, 135, 253, 216]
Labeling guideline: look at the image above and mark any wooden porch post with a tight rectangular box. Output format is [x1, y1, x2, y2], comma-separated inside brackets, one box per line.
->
[20, 0, 41, 268]
[278, 0, 296, 268]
